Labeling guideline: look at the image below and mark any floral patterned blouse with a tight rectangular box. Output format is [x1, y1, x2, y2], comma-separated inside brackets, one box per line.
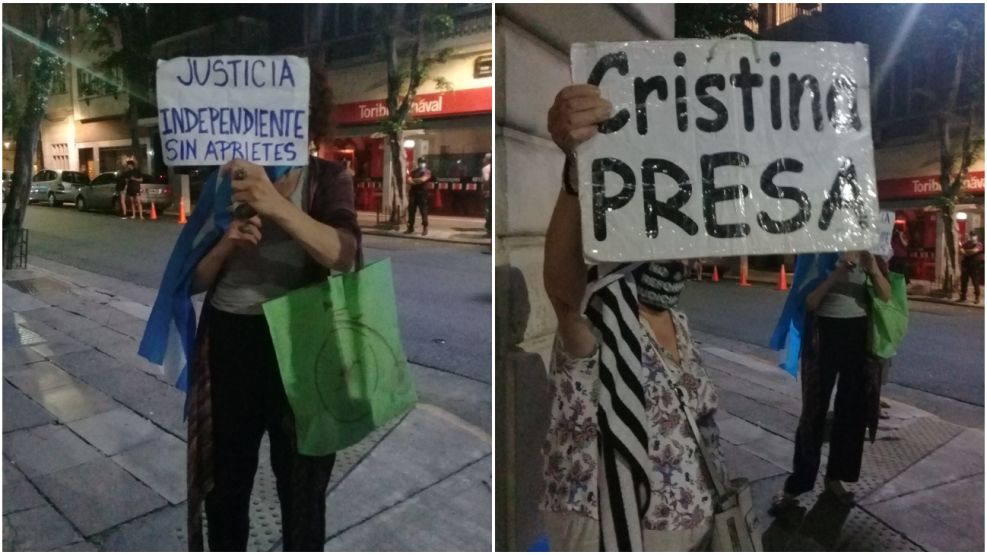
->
[540, 309, 729, 532]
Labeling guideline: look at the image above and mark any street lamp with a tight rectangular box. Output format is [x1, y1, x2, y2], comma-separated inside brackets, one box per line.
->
[957, 212, 968, 221]
[402, 139, 415, 148]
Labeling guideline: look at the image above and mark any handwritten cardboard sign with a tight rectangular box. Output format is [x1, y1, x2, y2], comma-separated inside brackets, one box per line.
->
[156, 56, 310, 166]
[571, 40, 880, 262]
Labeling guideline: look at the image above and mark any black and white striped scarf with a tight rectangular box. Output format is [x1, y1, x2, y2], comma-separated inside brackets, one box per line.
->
[582, 263, 653, 551]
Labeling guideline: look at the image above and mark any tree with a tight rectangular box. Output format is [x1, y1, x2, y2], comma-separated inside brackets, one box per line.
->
[917, 7, 985, 294]
[82, 3, 155, 171]
[675, 3, 757, 39]
[377, 4, 453, 226]
[2, 5, 71, 237]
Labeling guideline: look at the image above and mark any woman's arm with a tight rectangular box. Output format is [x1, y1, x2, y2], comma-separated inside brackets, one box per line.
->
[544, 85, 614, 358]
[224, 160, 358, 273]
[270, 203, 357, 272]
[862, 251, 891, 302]
[192, 215, 263, 294]
[544, 189, 597, 357]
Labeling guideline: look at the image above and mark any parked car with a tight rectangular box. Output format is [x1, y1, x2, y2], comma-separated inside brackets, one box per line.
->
[29, 170, 90, 206]
[76, 171, 174, 215]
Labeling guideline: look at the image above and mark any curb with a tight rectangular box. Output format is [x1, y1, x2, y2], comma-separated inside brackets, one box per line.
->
[360, 226, 491, 246]
[707, 274, 985, 309]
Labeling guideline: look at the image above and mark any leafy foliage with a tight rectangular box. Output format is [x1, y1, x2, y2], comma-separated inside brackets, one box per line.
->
[675, 4, 757, 39]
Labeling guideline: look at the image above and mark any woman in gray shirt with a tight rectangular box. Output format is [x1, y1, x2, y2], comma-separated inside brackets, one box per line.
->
[773, 251, 890, 511]
[185, 63, 361, 552]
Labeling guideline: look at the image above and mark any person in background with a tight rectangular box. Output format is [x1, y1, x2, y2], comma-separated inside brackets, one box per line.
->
[772, 250, 891, 513]
[406, 156, 432, 236]
[118, 160, 141, 219]
[889, 225, 909, 281]
[539, 84, 728, 551]
[959, 230, 983, 303]
[123, 160, 144, 220]
[482, 153, 492, 237]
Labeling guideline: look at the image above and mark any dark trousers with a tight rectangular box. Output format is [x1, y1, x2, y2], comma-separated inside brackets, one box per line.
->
[785, 316, 869, 495]
[960, 261, 980, 300]
[408, 190, 429, 229]
[206, 307, 336, 551]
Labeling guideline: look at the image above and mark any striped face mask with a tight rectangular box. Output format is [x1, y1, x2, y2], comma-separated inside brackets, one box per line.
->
[633, 261, 687, 311]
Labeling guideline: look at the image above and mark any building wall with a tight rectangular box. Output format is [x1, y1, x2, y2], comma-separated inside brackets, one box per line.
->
[494, 4, 674, 550]
[327, 46, 493, 105]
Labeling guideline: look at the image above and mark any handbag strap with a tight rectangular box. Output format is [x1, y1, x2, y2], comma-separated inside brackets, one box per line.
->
[674, 386, 729, 499]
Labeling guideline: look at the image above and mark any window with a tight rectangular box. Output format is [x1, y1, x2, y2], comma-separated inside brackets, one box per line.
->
[77, 68, 119, 98]
[50, 61, 68, 95]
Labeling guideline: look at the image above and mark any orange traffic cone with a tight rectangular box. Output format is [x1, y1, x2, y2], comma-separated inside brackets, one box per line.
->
[149, 202, 157, 220]
[178, 197, 188, 224]
[777, 264, 788, 291]
[739, 263, 751, 287]
[712, 265, 720, 283]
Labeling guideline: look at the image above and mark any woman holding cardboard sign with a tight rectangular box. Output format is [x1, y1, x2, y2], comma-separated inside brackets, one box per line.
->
[540, 84, 730, 551]
[186, 63, 361, 552]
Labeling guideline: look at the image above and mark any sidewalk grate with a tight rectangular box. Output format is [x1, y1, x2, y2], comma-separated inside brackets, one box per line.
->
[2, 321, 44, 348]
[774, 416, 962, 551]
[850, 416, 963, 500]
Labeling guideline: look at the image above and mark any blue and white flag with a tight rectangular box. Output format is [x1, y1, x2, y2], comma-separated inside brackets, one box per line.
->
[769, 252, 840, 377]
[139, 166, 291, 392]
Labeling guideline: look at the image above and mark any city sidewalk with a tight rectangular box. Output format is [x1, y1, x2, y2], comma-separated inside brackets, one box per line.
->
[703, 265, 985, 309]
[1, 264, 491, 551]
[695, 329, 984, 552]
[356, 212, 490, 246]
[160, 204, 491, 246]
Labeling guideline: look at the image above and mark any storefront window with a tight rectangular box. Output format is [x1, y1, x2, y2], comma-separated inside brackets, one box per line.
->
[333, 122, 491, 218]
[894, 209, 938, 282]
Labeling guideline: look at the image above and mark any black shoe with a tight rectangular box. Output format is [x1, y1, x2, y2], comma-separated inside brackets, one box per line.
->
[422, 227, 428, 236]
[403, 227, 413, 234]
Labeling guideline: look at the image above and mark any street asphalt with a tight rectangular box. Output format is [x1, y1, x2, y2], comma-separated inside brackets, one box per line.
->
[679, 279, 985, 407]
[21, 203, 492, 430]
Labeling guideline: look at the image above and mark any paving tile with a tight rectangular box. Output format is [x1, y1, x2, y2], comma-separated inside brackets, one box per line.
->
[53, 541, 99, 551]
[112, 434, 187, 504]
[863, 428, 985, 505]
[30, 335, 90, 358]
[24, 380, 117, 423]
[865, 475, 984, 552]
[2, 347, 45, 369]
[33, 458, 167, 536]
[50, 349, 125, 381]
[740, 432, 796, 472]
[325, 457, 491, 551]
[63, 360, 186, 439]
[3, 424, 102, 478]
[5, 361, 76, 397]
[62, 324, 129, 349]
[44, 311, 93, 334]
[717, 413, 770, 445]
[2, 284, 49, 312]
[2, 382, 56, 432]
[2, 505, 82, 551]
[324, 408, 491, 537]
[3, 478, 48, 515]
[67, 407, 165, 456]
[722, 442, 788, 482]
[96, 504, 186, 551]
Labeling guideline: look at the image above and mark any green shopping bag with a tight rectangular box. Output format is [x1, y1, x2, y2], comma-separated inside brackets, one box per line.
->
[262, 259, 417, 456]
[868, 271, 909, 359]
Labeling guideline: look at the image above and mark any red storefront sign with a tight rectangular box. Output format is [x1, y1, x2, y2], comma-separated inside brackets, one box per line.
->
[335, 87, 492, 125]
[878, 171, 985, 200]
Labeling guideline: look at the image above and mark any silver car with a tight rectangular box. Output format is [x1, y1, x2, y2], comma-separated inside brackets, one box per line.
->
[76, 171, 174, 215]
[30, 169, 90, 206]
